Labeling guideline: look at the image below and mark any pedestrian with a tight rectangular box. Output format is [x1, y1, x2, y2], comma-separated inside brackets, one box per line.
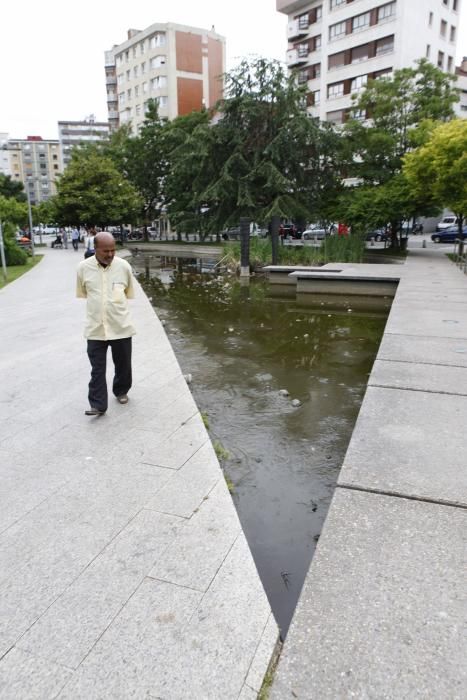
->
[84, 228, 95, 259]
[76, 232, 136, 416]
[71, 227, 80, 251]
[61, 228, 68, 249]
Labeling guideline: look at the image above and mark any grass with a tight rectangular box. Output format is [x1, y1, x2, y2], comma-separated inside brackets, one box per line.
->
[0, 255, 43, 289]
[213, 440, 230, 461]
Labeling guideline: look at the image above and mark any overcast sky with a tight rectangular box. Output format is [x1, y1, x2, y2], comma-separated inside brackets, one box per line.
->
[1, 0, 466, 140]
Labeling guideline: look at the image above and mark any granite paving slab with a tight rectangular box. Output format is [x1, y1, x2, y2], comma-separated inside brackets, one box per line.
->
[338, 385, 467, 506]
[369, 358, 467, 395]
[0, 249, 277, 698]
[376, 333, 467, 367]
[271, 489, 467, 700]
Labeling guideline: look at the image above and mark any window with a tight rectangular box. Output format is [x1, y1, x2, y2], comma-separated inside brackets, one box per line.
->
[350, 74, 368, 92]
[136, 105, 141, 116]
[117, 74, 124, 85]
[316, 6, 323, 21]
[376, 35, 394, 55]
[351, 43, 370, 63]
[377, 2, 396, 22]
[447, 55, 453, 72]
[297, 42, 309, 57]
[141, 62, 146, 74]
[429, 11, 433, 25]
[314, 35, 322, 50]
[442, 0, 448, 5]
[298, 69, 308, 84]
[426, 44, 431, 58]
[328, 81, 344, 98]
[312, 89, 321, 105]
[150, 32, 166, 49]
[157, 96, 168, 108]
[438, 50, 444, 68]
[326, 109, 345, 124]
[126, 70, 131, 80]
[450, 25, 456, 41]
[133, 47, 137, 58]
[150, 55, 166, 69]
[135, 85, 139, 97]
[151, 75, 167, 90]
[330, 0, 346, 8]
[142, 81, 148, 93]
[140, 41, 145, 54]
[133, 66, 139, 78]
[118, 92, 125, 104]
[351, 108, 366, 120]
[352, 12, 370, 32]
[127, 88, 132, 99]
[329, 51, 346, 69]
[298, 12, 309, 29]
[125, 51, 129, 62]
[440, 19, 447, 36]
[329, 21, 346, 39]
[453, 0, 458, 10]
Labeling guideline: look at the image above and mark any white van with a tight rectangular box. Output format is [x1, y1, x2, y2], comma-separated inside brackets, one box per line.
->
[436, 215, 460, 231]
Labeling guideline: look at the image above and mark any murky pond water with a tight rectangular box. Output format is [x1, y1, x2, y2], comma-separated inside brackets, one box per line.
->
[132, 253, 388, 637]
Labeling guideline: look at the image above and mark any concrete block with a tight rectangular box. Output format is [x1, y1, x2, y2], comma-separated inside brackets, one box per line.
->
[339, 386, 467, 507]
[370, 358, 467, 395]
[377, 333, 467, 367]
[142, 413, 208, 470]
[271, 489, 467, 699]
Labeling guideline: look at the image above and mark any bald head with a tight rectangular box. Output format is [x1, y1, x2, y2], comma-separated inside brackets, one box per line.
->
[94, 232, 116, 266]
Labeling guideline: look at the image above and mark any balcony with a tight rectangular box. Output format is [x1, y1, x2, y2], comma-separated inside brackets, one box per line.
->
[106, 76, 117, 85]
[108, 111, 119, 120]
[288, 18, 309, 41]
[287, 48, 309, 67]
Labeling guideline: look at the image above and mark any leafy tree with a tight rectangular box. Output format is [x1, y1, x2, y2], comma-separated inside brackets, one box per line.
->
[0, 195, 29, 265]
[53, 150, 142, 228]
[404, 119, 467, 237]
[341, 59, 458, 245]
[106, 101, 168, 238]
[0, 174, 26, 202]
[166, 58, 343, 238]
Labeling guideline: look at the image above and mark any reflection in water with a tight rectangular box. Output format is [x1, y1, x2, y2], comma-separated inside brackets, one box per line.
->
[133, 254, 387, 637]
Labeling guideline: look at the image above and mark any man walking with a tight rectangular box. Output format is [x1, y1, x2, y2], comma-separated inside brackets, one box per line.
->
[71, 227, 80, 251]
[76, 232, 135, 416]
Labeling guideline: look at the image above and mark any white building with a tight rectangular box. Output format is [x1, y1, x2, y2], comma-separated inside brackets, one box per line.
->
[0, 133, 11, 176]
[105, 23, 225, 133]
[58, 117, 110, 168]
[277, 0, 462, 124]
[455, 57, 467, 117]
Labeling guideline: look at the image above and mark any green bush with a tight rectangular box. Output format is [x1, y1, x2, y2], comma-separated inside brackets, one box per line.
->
[4, 238, 28, 266]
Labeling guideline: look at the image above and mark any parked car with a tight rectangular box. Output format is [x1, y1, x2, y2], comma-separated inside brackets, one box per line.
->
[301, 223, 337, 240]
[431, 226, 467, 243]
[365, 228, 389, 242]
[436, 215, 461, 232]
[279, 223, 301, 239]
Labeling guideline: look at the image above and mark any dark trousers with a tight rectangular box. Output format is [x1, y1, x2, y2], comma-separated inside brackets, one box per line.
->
[87, 338, 132, 412]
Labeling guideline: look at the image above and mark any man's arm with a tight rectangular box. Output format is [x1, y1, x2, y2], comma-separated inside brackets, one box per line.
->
[124, 263, 135, 299]
[76, 267, 87, 298]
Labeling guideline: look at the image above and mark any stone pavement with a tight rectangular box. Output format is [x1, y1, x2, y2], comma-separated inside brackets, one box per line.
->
[0, 247, 278, 699]
[271, 242, 467, 698]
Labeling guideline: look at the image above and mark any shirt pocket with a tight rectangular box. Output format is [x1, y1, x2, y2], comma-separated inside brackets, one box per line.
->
[112, 283, 126, 302]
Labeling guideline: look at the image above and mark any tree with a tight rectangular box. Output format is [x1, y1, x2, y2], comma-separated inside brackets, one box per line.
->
[165, 58, 343, 238]
[53, 150, 142, 228]
[404, 119, 467, 238]
[0, 195, 29, 265]
[0, 174, 26, 202]
[340, 59, 458, 246]
[106, 101, 168, 237]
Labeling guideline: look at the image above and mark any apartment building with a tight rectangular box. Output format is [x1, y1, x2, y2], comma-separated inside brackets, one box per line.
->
[58, 117, 110, 168]
[105, 22, 225, 132]
[4, 136, 63, 204]
[277, 0, 462, 124]
[455, 57, 467, 116]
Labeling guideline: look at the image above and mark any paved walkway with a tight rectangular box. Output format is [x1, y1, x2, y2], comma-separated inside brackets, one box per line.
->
[0, 247, 277, 699]
[271, 241, 467, 698]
